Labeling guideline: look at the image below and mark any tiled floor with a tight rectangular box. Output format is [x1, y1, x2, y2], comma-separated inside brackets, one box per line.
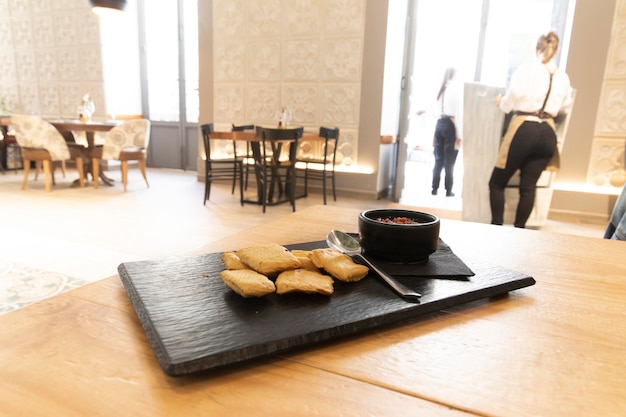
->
[0, 164, 607, 315]
[0, 259, 89, 315]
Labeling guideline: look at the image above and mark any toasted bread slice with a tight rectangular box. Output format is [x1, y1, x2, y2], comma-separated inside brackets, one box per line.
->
[221, 251, 249, 270]
[310, 248, 369, 282]
[219, 269, 276, 298]
[276, 269, 334, 295]
[236, 244, 301, 276]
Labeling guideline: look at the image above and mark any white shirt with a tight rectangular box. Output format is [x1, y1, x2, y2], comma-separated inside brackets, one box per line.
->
[436, 77, 464, 139]
[499, 58, 572, 117]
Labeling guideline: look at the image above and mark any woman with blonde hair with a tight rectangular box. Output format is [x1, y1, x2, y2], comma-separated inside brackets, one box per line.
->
[489, 31, 573, 228]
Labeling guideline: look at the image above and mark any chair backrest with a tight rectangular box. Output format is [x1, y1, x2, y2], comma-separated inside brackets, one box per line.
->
[10, 114, 70, 161]
[200, 123, 214, 159]
[102, 119, 151, 160]
[256, 126, 304, 141]
[256, 126, 304, 163]
[232, 124, 254, 132]
[201, 123, 245, 160]
[319, 126, 339, 166]
[231, 124, 254, 158]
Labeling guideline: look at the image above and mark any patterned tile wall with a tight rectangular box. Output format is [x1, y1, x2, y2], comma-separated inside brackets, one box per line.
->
[587, 0, 626, 189]
[0, 0, 105, 118]
[212, 0, 366, 167]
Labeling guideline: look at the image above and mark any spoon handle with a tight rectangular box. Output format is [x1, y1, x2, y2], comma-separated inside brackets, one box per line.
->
[356, 254, 422, 302]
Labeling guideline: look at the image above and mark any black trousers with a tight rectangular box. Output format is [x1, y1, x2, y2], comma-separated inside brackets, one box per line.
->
[488, 121, 556, 228]
[432, 117, 458, 193]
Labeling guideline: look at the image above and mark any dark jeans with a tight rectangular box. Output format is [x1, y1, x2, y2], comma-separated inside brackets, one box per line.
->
[432, 117, 458, 193]
[489, 121, 556, 228]
[604, 183, 626, 240]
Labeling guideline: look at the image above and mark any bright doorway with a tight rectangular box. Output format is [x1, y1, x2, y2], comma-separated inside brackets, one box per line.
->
[139, 0, 199, 170]
[397, 0, 574, 212]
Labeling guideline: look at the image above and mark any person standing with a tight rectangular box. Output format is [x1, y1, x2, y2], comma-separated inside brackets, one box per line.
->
[489, 31, 573, 228]
[432, 67, 463, 197]
[604, 183, 626, 240]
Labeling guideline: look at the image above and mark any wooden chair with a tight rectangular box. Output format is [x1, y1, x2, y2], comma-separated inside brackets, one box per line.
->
[201, 123, 244, 205]
[91, 119, 151, 191]
[10, 115, 85, 192]
[243, 126, 303, 213]
[34, 160, 66, 181]
[296, 127, 339, 204]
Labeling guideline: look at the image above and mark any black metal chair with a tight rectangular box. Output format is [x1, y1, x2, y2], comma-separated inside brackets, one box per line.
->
[296, 127, 339, 204]
[200, 123, 243, 205]
[242, 126, 303, 213]
[232, 123, 255, 190]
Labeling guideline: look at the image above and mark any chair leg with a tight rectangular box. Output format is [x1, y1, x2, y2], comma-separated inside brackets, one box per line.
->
[238, 162, 244, 207]
[121, 161, 128, 192]
[322, 172, 327, 205]
[244, 143, 251, 191]
[138, 159, 149, 188]
[303, 165, 309, 197]
[21, 158, 30, 190]
[204, 179, 211, 205]
[290, 168, 296, 212]
[262, 186, 267, 212]
[231, 162, 237, 195]
[50, 162, 56, 186]
[92, 158, 99, 189]
[261, 165, 267, 213]
[75, 157, 85, 187]
[204, 161, 211, 204]
[43, 160, 52, 192]
[331, 172, 337, 201]
[34, 161, 41, 181]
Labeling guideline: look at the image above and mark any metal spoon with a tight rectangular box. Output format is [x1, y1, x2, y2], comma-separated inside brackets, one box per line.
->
[326, 230, 421, 302]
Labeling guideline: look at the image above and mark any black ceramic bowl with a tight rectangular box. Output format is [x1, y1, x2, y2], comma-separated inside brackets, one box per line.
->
[358, 208, 440, 263]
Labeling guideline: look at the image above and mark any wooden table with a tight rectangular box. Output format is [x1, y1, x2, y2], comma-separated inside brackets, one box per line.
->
[48, 119, 120, 147]
[48, 119, 121, 186]
[1, 205, 625, 417]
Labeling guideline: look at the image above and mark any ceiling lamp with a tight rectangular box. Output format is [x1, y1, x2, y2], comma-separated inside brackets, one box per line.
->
[89, 0, 127, 14]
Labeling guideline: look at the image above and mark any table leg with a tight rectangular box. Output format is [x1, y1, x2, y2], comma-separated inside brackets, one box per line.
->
[96, 165, 115, 186]
[85, 132, 114, 186]
[268, 142, 285, 201]
[66, 142, 88, 188]
[268, 164, 279, 202]
[71, 159, 100, 188]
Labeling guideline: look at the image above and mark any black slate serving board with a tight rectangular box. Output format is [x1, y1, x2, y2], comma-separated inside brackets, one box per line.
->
[118, 240, 535, 376]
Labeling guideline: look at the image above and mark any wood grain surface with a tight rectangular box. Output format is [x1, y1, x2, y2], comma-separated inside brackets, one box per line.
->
[119, 240, 533, 375]
[1, 204, 625, 417]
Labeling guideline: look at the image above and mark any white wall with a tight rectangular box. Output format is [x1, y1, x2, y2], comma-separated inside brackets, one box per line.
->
[0, 1, 106, 118]
[209, 0, 366, 170]
[551, 0, 621, 215]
